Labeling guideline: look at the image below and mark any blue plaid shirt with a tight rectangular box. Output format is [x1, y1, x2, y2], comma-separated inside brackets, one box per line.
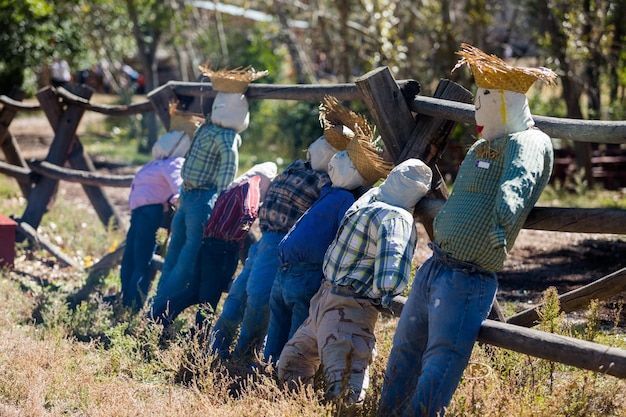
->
[259, 159, 331, 234]
[181, 122, 240, 193]
[323, 200, 417, 302]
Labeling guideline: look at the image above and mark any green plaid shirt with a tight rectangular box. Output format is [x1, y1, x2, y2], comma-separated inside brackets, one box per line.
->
[434, 128, 554, 272]
[181, 122, 240, 193]
[323, 201, 417, 300]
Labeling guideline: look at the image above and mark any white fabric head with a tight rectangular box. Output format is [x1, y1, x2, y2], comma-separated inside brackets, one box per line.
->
[307, 136, 339, 172]
[328, 150, 365, 190]
[211, 92, 250, 133]
[151, 130, 191, 159]
[229, 161, 278, 201]
[377, 159, 432, 211]
[474, 87, 534, 140]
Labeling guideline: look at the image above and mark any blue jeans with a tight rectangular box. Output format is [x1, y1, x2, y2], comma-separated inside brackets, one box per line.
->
[120, 204, 163, 312]
[153, 237, 239, 327]
[150, 188, 216, 318]
[379, 243, 498, 417]
[210, 231, 284, 358]
[263, 262, 323, 363]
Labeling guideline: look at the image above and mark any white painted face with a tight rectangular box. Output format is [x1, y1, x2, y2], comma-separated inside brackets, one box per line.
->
[474, 87, 534, 140]
[307, 136, 339, 172]
[327, 150, 364, 190]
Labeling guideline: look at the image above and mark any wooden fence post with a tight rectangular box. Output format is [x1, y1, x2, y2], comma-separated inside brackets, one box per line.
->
[0, 88, 31, 197]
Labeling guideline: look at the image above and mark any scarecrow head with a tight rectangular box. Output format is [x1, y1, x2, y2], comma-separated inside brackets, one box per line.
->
[377, 159, 432, 212]
[453, 43, 557, 140]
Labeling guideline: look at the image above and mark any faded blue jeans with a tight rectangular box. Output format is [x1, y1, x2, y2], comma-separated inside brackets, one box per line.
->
[120, 203, 163, 312]
[379, 243, 498, 417]
[263, 262, 324, 363]
[210, 231, 284, 358]
[150, 187, 216, 319]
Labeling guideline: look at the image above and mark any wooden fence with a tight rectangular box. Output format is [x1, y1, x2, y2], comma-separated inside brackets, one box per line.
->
[1, 67, 626, 378]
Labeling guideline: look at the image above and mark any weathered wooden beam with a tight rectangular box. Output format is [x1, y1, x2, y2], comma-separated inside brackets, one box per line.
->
[66, 140, 122, 230]
[17, 221, 83, 270]
[354, 67, 416, 161]
[507, 267, 626, 327]
[0, 88, 31, 197]
[0, 159, 31, 183]
[386, 295, 626, 378]
[55, 87, 153, 116]
[524, 207, 626, 234]
[409, 96, 626, 145]
[27, 160, 134, 187]
[19, 86, 94, 238]
[478, 319, 626, 378]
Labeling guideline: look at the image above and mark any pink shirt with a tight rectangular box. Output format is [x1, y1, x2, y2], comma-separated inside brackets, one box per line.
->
[128, 157, 184, 211]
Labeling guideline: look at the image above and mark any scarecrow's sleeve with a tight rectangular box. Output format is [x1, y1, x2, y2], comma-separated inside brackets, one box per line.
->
[491, 132, 550, 249]
[373, 214, 417, 307]
[215, 130, 240, 194]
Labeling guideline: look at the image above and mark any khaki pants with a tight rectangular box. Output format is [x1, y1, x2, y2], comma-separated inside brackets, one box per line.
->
[277, 281, 379, 403]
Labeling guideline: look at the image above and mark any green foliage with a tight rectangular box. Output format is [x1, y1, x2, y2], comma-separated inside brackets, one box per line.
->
[0, 0, 84, 94]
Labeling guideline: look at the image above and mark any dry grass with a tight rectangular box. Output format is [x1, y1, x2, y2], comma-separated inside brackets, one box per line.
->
[1, 175, 626, 416]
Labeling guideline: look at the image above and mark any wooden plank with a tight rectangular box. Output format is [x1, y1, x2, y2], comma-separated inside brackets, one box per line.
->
[17, 221, 83, 270]
[524, 207, 626, 234]
[66, 140, 122, 230]
[507, 267, 626, 327]
[0, 88, 31, 197]
[386, 296, 626, 378]
[409, 96, 626, 145]
[355, 67, 416, 161]
[19, 86, 93, 236]
[27, 160, 134, 187]
[0, 159, 31, 183]
[478, 319, 626, 378]
[147, 85, 179, 129]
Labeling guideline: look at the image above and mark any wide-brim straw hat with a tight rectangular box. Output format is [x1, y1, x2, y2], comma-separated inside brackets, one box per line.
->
[169, 101, 204, 139]
[319, 95, 372, 151]
[452, 43, 557, 94]
[346, 131, 394, 184]
[198, 65, 269, 93]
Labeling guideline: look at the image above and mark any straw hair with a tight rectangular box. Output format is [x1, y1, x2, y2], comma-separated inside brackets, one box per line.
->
[169, 102, 204, 139]
[452, 43, 557, 93]
[346, 132, 394, 184]
[319, 96, 372, 151]
[198, 65, 269, 93]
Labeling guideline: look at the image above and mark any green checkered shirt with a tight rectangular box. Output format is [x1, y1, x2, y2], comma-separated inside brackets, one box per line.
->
[434, 128, 554, 272]
[181, 123, 240, 193]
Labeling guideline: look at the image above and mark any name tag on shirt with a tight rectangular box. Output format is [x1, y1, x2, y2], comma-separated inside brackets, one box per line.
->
[475, 160, 490, 170]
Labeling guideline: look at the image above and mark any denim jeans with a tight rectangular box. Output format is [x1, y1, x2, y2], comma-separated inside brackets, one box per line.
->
[153, 237, 239, 327]
[210, 231, 284, 358]
[150, 188, 216, 318]
[263, 262, 323, 363]
[379, 243, 498, 417]
[120, 204, 163, 312]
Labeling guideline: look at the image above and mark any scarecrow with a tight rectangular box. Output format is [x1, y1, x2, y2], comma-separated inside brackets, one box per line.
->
[379, 43, 557, 417]
[263, 96, 391, 364]
[150, 66, 268, 322]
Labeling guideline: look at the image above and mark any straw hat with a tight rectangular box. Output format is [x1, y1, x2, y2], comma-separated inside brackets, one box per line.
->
[168, 101, 204, 139]
[319, 96, 372, 151]
[452, 43, 557, 94]
[346, 130, 394, 184]
[198, 65, 269, 93]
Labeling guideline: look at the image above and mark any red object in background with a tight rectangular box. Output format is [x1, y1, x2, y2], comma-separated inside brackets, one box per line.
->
[0, 213, 17, 268]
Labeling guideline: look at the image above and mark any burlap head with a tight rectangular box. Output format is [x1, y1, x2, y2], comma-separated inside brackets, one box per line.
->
[452, 43, 557, 94]
[198, 65, 269, 93]
[319, 96, 372, 151]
